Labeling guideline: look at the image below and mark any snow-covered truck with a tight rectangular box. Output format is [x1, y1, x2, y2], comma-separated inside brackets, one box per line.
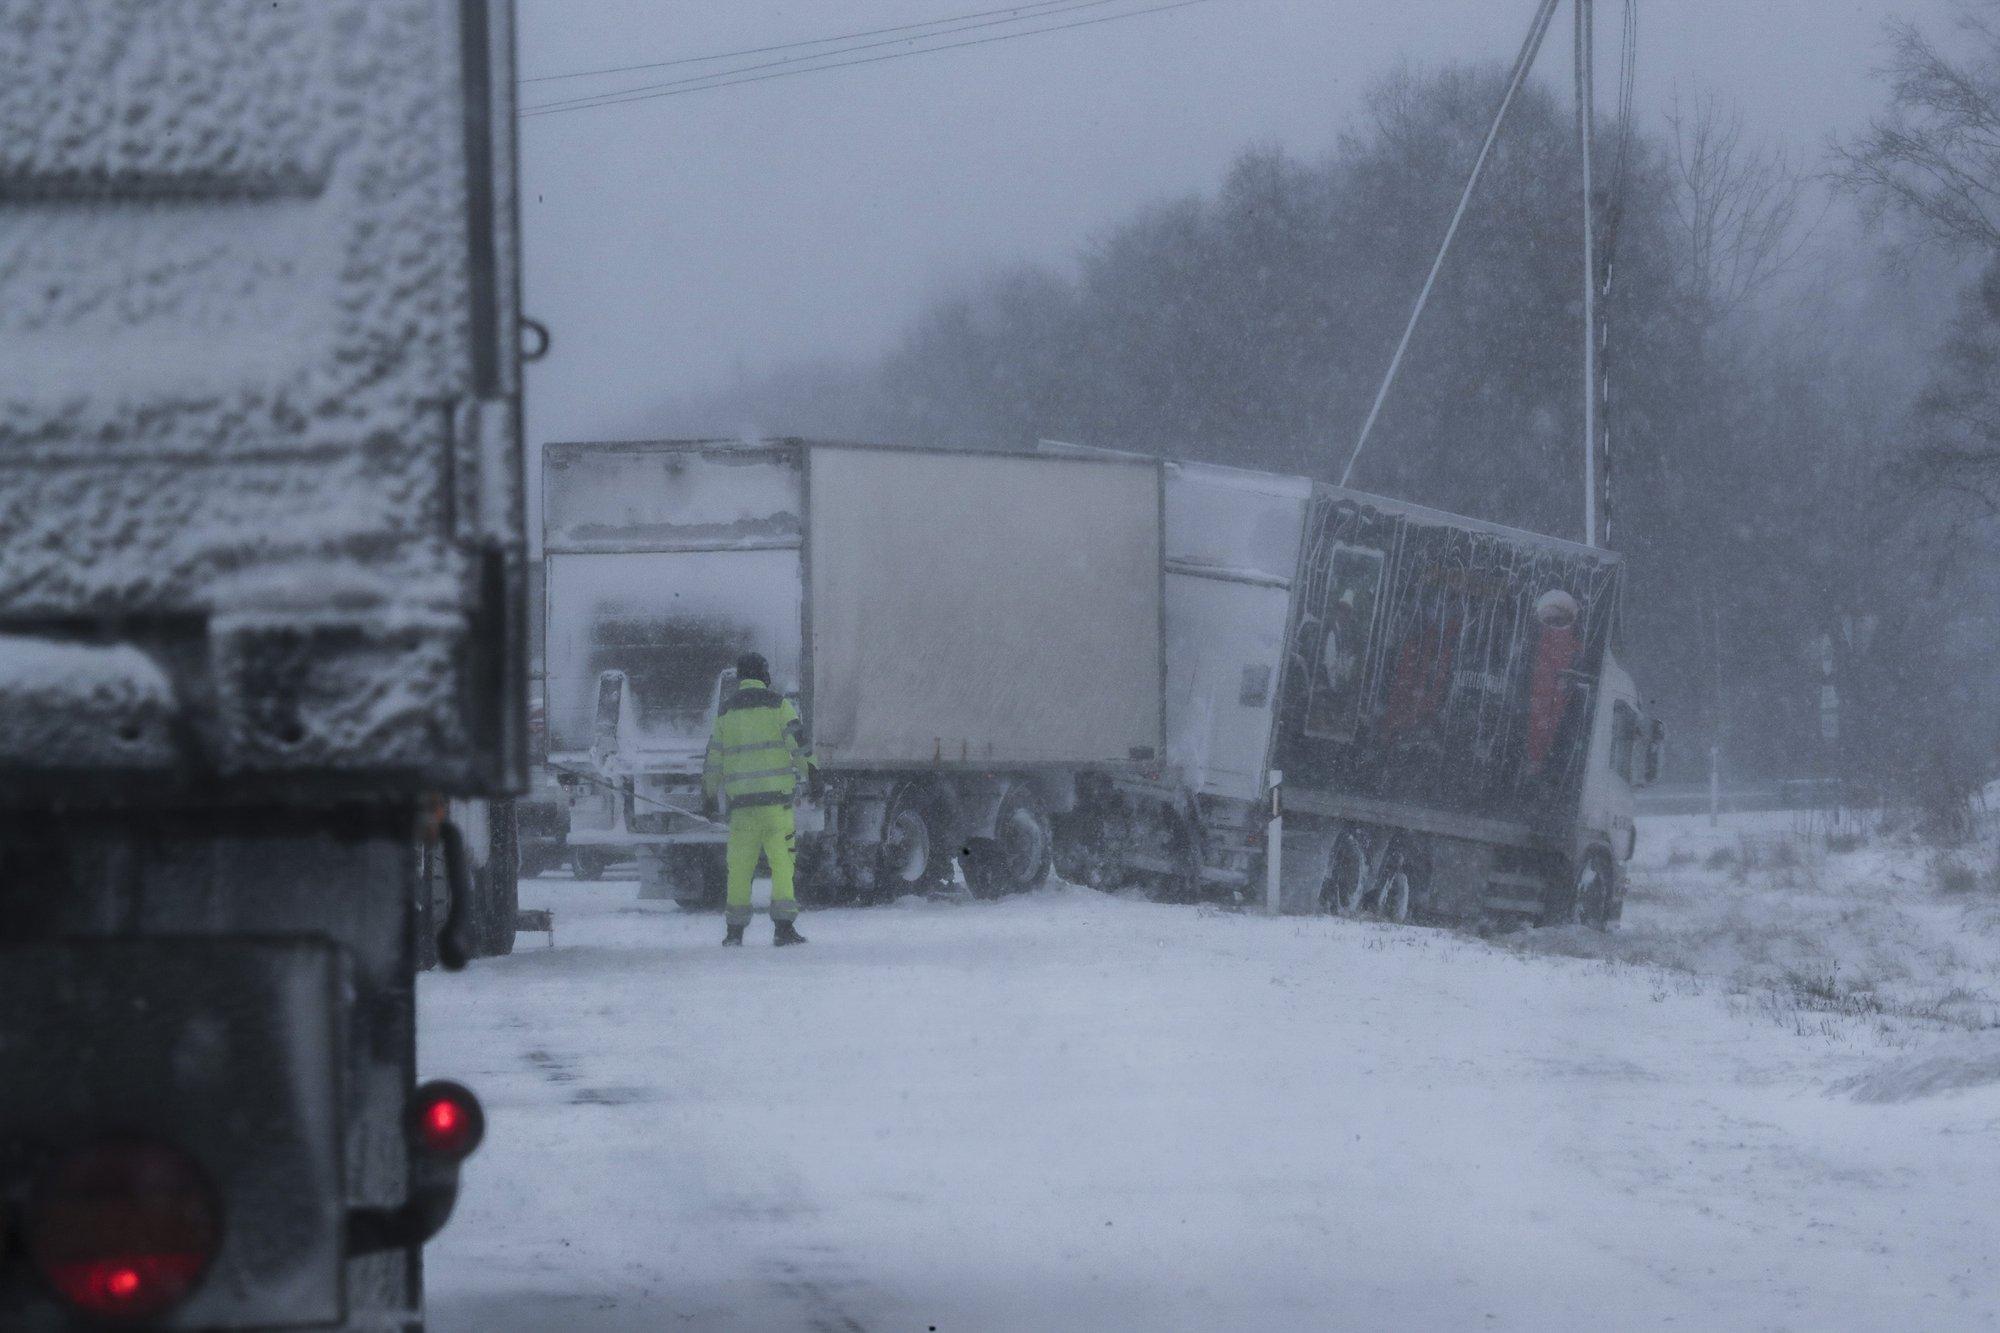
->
[0, 3, 524, 1328]
[1045, 452, 1660, 928]
[542, 438, 1165, 905]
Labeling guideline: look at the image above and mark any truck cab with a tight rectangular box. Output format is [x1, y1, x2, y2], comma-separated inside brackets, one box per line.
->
[1571, 651, 1662, 924]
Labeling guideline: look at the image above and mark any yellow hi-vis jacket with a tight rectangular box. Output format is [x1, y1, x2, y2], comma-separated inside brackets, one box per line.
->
[703, 679, 813, 810]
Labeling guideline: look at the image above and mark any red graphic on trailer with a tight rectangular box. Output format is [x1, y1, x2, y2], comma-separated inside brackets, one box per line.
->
[1525, 589, 1581, 773]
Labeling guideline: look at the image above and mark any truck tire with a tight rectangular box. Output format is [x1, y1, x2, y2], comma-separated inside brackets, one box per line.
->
[1144, 806, 1203, 905]
[481, 803, 520, 957]
[415, 841, 443, 972]
[1562, 851, 1616, 930]
[571, 847, 613, 881]
[1371, 841, 1421, 923]
[877, 784, 954, 900]
[962, 789, 1054, 898]
[1053, 805, 1124, 890]
[1320, 830, 1370, 916]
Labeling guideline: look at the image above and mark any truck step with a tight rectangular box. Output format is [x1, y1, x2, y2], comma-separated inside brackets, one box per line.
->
[1481, 895, 1545, 915]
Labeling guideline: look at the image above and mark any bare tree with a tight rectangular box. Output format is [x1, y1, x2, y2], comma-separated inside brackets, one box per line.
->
[1664, 91, 1812, 337]
[1836, 5, 2000, 519]
[1896, 266, 2000, 518]
[1830, 5, 2000, 823]
[1833, 4, 2000, 253]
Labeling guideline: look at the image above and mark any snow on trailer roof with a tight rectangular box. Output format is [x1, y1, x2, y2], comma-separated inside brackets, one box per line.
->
[542, 438, 1167, 551]
[1314, 481, 1619, 564]
[1036, 440, 1618, 564]
[546, 436, 1168, 467]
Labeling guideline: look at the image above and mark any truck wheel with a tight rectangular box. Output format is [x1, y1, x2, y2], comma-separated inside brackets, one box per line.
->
[1146, 808, 1203, 905]
[571, 847, 612, 881]
[1567, 852, 1615, 930]
[1053, 806, 1127, 891]
[878, 784, 953, 900]
[1320, 831, 1369, 916]
[800, 842, 862, 906]
[414, 841, 442, 971]
[1371, 843, 1419, 923]
[963, 790, 1054, 898]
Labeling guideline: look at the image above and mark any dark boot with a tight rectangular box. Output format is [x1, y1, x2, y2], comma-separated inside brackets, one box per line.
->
[773, 920, 807, 947]
[722, 921, 746, 947]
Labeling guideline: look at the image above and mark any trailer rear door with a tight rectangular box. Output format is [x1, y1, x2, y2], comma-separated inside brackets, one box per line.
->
[542, 443, 804, 767]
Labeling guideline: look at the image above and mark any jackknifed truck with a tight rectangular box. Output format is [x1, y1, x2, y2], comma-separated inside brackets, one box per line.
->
[546, 436, 1654, 931]
[1044, 448, 1661, 928]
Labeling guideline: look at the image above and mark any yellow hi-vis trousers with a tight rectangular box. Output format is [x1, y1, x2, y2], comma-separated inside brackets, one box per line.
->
[725, 803, 798, 927]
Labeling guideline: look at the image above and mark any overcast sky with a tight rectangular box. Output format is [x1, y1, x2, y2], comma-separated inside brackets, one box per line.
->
[515, 0, 1950, 450]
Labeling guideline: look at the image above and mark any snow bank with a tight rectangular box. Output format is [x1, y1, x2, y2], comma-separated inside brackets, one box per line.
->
[1505, 812, 2000, 1049]
[1834, 1031, 2000, 1102]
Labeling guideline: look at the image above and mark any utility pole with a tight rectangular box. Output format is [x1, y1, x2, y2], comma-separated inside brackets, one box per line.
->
[1575, 0, 1598, 547]
[1338, 0, 1614, 531]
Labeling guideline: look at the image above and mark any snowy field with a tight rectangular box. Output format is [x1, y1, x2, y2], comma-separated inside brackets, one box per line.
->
[421, 814, 2000, 1331]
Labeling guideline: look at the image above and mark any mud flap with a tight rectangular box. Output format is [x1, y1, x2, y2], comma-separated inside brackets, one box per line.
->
[1277, 825, 1337, 914]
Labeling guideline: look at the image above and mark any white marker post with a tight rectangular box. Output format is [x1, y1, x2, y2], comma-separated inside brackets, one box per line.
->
[1265, 770, 1284, 915]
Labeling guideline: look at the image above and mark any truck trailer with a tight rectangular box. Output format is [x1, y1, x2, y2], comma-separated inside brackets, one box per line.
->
[543, 438, 1166, 906]
[0, 2, 526, 1326]
[1048, 451, 1660, 928]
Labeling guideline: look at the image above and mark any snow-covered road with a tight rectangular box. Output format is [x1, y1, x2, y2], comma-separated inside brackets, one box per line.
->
[421, 862, 2000, 1331]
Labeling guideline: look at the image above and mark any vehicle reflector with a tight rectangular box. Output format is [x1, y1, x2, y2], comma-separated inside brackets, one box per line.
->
[27, 1139, 220, 1321]
[409, 1081, 484, 1160]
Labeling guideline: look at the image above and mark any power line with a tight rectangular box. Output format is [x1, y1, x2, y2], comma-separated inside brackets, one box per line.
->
[521, 0, 1096, 85]
[520, 0, 1227, 119]
[523, 0, 1124, 113]
[1340, 0, 1563, 488]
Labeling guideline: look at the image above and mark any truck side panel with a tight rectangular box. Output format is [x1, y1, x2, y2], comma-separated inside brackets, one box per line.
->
[806, 447, 1164, 770]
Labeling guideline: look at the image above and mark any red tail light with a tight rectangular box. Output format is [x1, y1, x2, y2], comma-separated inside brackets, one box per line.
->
[27, 1140, 220, 1321]
[409, 1081, 484, 1161]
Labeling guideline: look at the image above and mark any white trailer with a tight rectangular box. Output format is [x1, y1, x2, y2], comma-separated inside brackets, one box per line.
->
[543, 439, 1165, 904]
[1045, 452, 1660, 929]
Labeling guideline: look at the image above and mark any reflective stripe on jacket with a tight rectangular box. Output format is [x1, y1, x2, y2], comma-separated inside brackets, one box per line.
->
[703, 679, 813, 809]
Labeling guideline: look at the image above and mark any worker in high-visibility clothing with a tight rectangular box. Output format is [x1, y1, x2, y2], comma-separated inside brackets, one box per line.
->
[703, 652, 815, 947]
